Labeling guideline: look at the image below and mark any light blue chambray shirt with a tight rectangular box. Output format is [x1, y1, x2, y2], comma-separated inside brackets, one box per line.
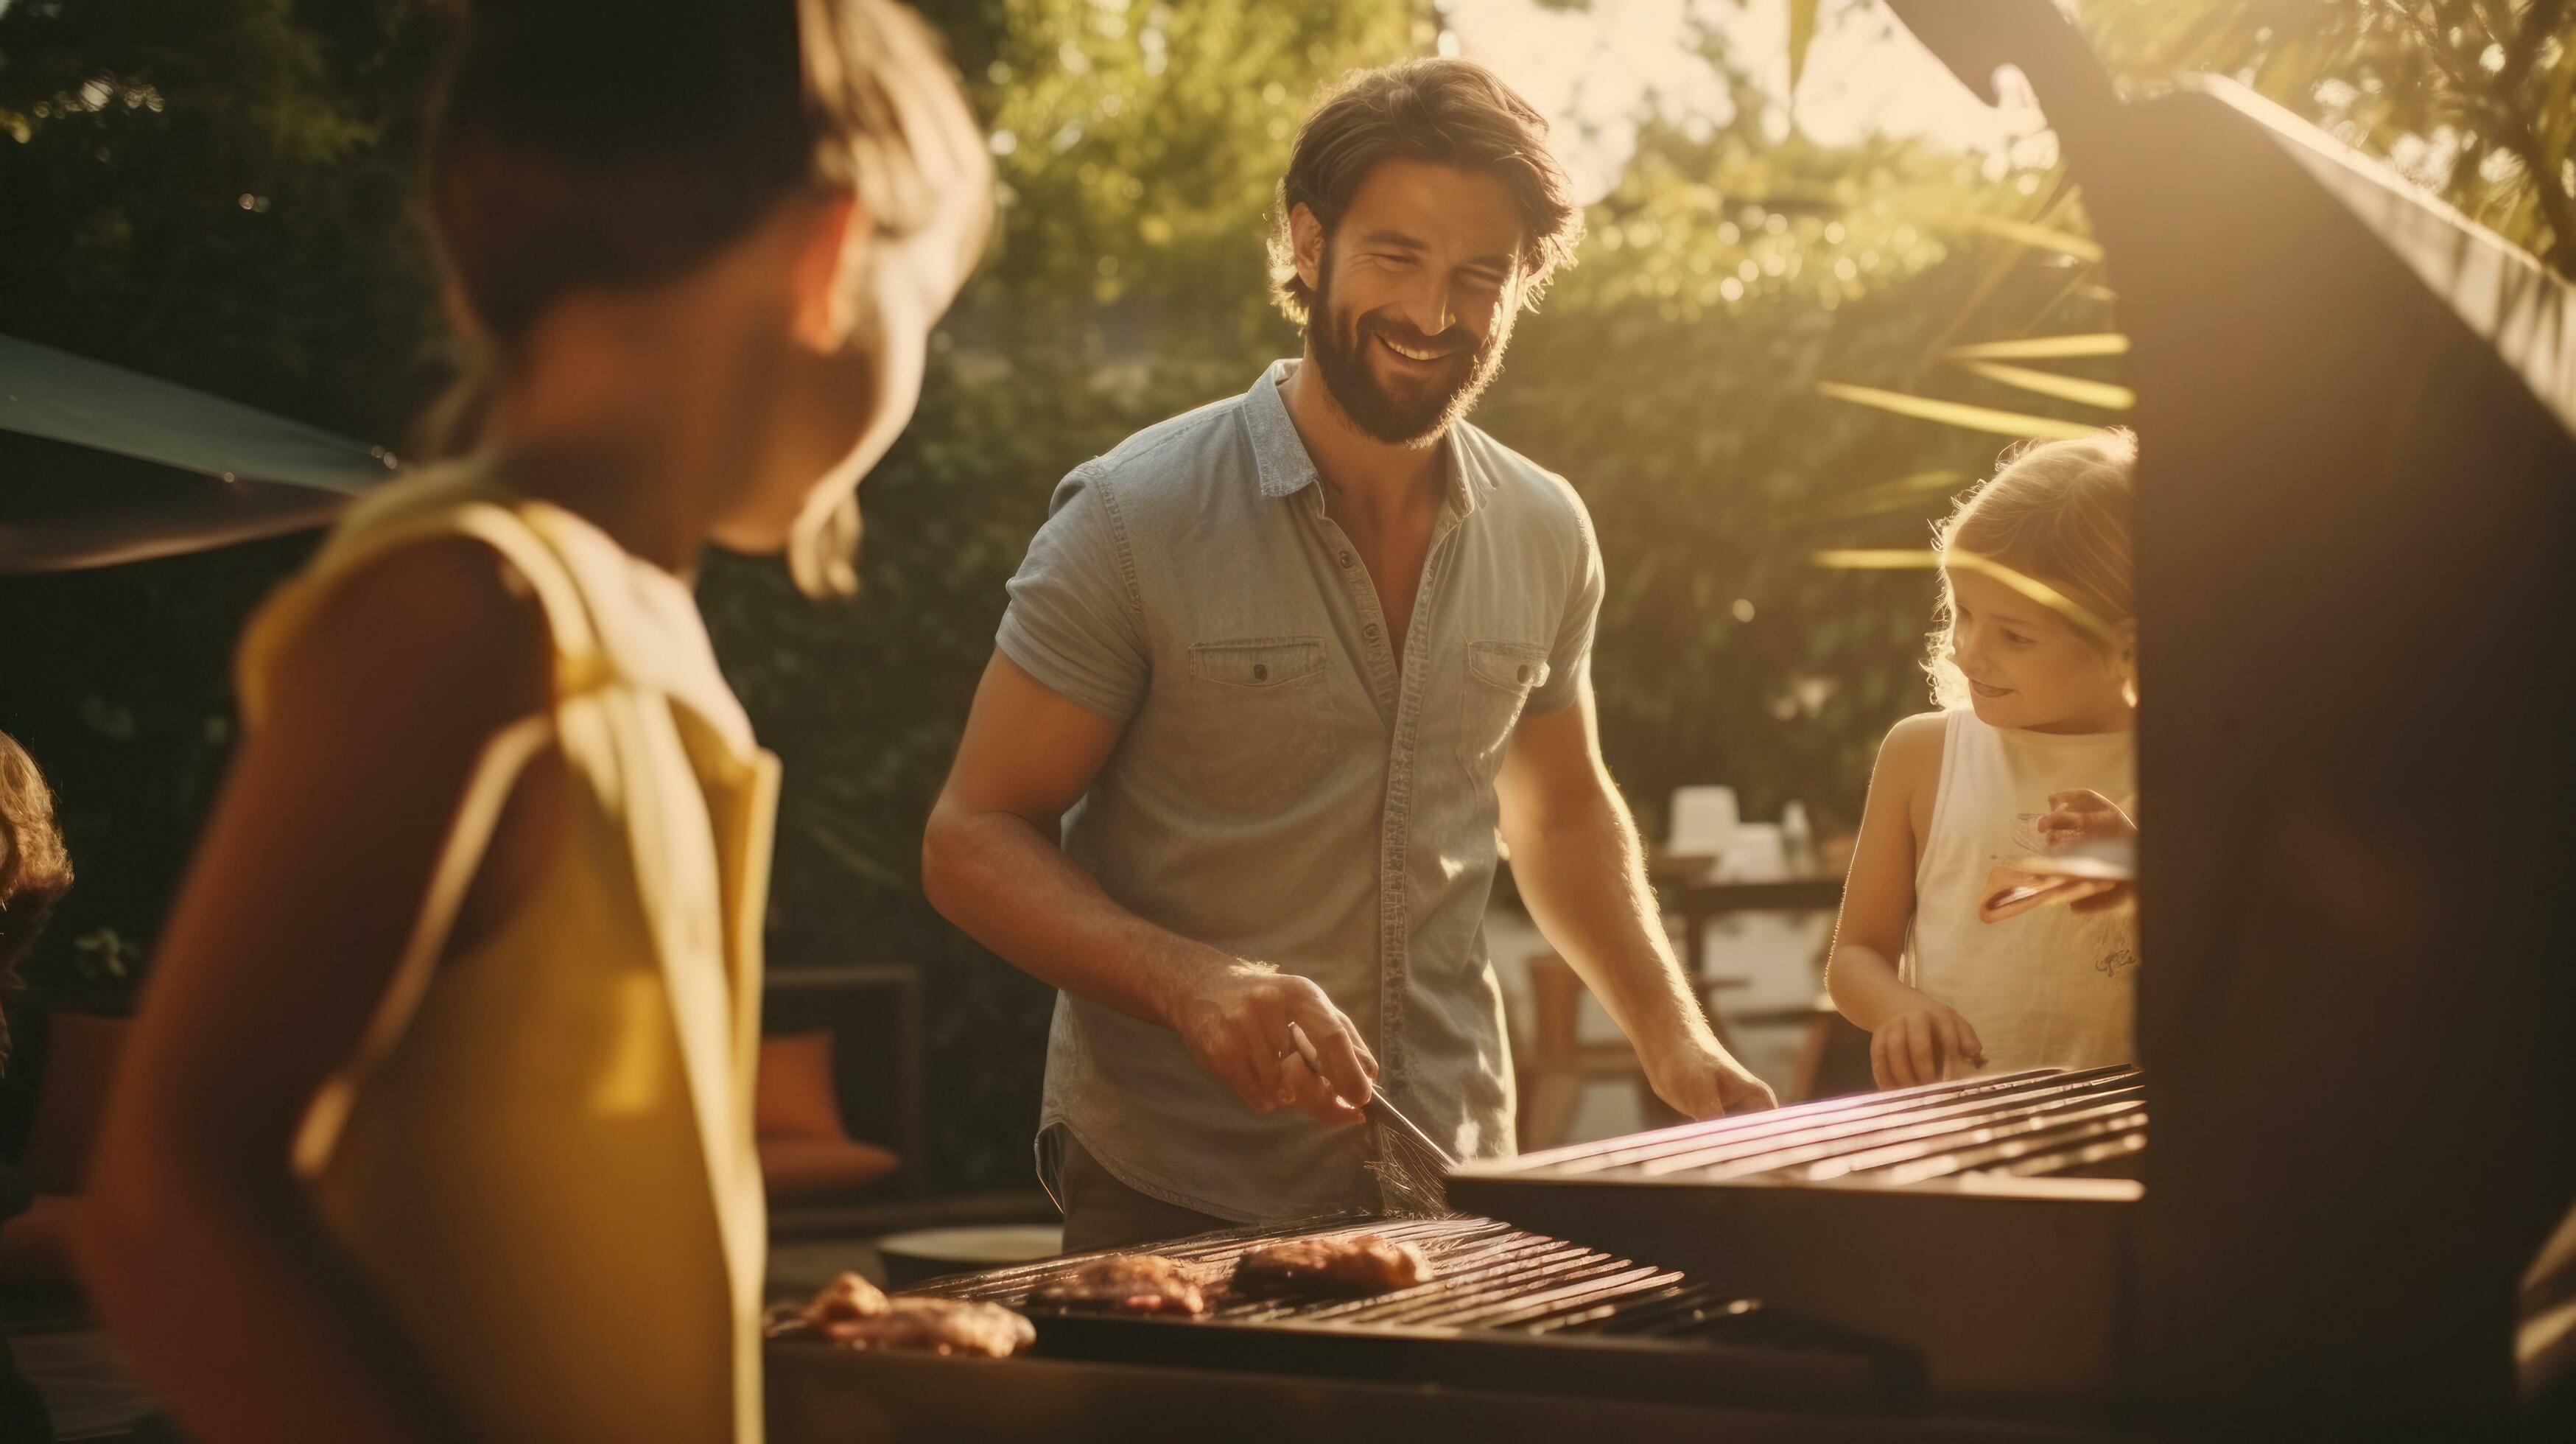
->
[996, 360, 1604, 1222]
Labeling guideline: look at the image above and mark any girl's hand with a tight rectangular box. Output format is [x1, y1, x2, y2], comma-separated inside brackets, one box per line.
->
[1870, 998, 1985, 1089]
[2037, 789, 2135, 846]
[2038, 789, 2138, 913]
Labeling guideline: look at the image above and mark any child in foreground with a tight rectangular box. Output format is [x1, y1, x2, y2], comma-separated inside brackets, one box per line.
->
[76, 3, 989, 1440]
[1826, 430, 2141, 1090]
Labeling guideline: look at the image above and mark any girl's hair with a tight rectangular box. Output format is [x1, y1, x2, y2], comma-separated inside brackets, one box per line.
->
[421, 0, 994, 592]
[0, 733, 73, 1076]
[1925, 427, 2138, 709]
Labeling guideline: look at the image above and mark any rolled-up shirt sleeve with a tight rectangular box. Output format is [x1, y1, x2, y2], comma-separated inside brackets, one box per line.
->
[995, 463, 1150, 721]
[1527, 505, 1602, 716]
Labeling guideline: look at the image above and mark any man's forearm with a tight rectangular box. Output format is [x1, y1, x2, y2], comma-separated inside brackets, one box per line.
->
[922, 802, 1217, 1027]
[1506, 792, 1708, 1053]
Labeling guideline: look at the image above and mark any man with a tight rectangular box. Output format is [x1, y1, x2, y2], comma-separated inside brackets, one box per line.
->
[923, 57, 1774, 1251]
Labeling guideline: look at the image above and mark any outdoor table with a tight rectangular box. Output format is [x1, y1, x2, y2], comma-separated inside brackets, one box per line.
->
[1645, 846, 1844, 983]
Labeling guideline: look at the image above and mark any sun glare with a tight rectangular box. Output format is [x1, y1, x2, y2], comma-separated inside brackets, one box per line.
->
[1453, 0, 2057, 200]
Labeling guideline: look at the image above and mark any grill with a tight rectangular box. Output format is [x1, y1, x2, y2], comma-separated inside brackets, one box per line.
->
[902, 1213, 1913, 1412]
[1450, 1068, 2147, 1400]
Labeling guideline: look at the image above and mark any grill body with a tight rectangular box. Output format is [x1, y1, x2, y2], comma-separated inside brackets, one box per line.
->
[1448, 1068, 2145, 1401]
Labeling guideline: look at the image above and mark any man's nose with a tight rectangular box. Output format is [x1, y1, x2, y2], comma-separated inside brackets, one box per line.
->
[1401, 274, 1457, 340]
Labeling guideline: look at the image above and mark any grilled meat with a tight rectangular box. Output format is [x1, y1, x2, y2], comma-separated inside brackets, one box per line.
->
[1027, 1253, 1210, 1317]
[1230, 1234, 1431, 1297]
[771, 1272, 1035, 1358]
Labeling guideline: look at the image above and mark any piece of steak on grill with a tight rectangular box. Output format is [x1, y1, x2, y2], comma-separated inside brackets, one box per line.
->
[1230, 1234, 1431, 1297]
[771, 1272, 1035, 1357]
[1026, 1253, 1210, 1317]
[814, 1298, 1036, 1357]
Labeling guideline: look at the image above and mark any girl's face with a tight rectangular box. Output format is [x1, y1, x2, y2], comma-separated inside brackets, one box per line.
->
[1945, 566, 2135, 734]
[715, 190, 978, 557]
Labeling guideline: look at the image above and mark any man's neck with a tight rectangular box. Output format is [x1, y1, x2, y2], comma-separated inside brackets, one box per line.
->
[1280, 350, 1448, 527]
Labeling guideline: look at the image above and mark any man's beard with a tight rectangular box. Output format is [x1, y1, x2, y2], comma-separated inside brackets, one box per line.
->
[1307, 252, 1512, 447]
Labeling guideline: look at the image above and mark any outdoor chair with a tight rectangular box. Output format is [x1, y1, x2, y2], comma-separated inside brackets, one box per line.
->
[758, 965, 927, 1238]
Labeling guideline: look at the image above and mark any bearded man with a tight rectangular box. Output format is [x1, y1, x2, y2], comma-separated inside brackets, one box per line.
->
[923, 58, 1775, 1251]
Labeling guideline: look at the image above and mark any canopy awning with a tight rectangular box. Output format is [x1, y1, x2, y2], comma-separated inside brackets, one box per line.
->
[0, 334, 396, 572]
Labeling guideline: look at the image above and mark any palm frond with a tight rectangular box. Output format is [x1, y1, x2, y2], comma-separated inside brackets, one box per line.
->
[1815, 381, 2101, 439]
[1955, 360, 2137, 410]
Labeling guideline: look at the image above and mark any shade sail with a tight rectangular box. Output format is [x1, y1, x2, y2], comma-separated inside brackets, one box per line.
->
[0, 334, 395, 572]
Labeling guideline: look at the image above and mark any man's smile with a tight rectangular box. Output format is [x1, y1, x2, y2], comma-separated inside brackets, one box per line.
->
[1374, 333, 1459, 365]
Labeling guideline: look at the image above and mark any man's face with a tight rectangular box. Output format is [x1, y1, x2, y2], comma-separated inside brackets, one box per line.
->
[1299, 159, 1527, 446]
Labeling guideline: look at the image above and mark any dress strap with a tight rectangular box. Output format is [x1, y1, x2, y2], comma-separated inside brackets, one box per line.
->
[238, 494, 611, 732]
[259, 494, 613, 1174]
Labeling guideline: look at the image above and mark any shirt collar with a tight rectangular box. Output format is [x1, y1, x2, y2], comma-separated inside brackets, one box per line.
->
[1241, 358, 1492, 519]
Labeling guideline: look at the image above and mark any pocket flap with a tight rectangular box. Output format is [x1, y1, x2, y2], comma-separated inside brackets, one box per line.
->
[1467, 641, 1549, 693]
[1191, 637, 1325, 688]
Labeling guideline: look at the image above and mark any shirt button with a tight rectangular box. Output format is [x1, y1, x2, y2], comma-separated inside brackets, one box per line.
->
[1252, 663, 1269, 681]
[1339, 551, 1354, 567]
[1364, 624, 1380, 639]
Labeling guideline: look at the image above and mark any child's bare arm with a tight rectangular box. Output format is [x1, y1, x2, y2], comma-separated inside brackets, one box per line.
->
[1826, 715, 1984, 1087]
[79, 539, 553, 1443]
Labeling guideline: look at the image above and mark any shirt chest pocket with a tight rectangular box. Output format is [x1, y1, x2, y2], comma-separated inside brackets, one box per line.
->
[1456, 640, 1549, 785]
[1182, 637, 1333, 811]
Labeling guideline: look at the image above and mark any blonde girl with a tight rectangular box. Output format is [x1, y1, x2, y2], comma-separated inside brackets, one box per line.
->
[77, 4, 989, 1440]
[1827, 430, 2141, 1090]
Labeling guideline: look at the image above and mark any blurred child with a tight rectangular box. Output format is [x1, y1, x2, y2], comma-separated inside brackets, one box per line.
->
[0, 735, 69, 1444]
[77, 4, 989, 1440]
[1825, 430, 2140, 1090]
[0, 732, 73, 1078]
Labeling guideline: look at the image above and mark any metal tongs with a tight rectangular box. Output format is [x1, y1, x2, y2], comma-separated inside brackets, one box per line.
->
[1288, 1021, 1458, 1213]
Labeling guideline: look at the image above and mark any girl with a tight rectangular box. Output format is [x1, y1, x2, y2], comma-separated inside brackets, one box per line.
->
[77, 4, 989, 1440]
[1826, 430, 2141, 1090]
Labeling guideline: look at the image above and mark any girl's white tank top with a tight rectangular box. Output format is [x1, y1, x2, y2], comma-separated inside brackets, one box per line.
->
[1904, 709, 2140, 1077]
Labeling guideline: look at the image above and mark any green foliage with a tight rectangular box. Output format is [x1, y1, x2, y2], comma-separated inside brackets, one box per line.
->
[13, 0, 2486, 1187]
[2080, 0, 2576, 273]
[1475, 116, 2118, 838]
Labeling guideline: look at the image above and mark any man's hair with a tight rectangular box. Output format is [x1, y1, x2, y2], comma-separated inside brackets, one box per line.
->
[1268, 57, 1583, 327]
[0, 733, 71, 1076]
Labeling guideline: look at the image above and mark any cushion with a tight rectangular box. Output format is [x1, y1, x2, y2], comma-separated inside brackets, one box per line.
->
[18, 1012, 132, 1196]
[0, 1192, 78, 1283]
[757, 1136, 899, 1204]
[754, 1030, 846, 1143]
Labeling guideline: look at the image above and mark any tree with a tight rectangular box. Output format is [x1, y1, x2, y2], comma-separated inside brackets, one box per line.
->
[2081, 0, 2576, 276]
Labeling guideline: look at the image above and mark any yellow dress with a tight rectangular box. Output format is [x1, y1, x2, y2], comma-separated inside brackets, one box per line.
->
[236, 471, 776, 1442]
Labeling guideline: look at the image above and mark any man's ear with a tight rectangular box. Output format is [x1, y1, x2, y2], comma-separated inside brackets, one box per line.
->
[1290, 202, 1325, 295]
[790, 191, 871, 352]
[2114, 619, 2140, 704]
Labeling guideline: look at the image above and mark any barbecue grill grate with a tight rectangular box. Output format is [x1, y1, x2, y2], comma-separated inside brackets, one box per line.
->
[1445, 1068, 2148, 1399]
[1489, 1066, 2147, 1187]
[900, 1214, 1914, 1409]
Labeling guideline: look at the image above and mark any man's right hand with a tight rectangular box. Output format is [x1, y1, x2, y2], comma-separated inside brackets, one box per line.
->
[1870, 995, 1985, 1090]
[1165, 961, 1378, 1125]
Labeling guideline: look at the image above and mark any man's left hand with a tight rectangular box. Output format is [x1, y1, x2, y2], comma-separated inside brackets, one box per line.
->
[1643, 1029, 1779, 1119]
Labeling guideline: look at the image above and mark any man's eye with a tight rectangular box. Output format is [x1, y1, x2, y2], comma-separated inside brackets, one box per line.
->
[2004, 632, 2034, 645]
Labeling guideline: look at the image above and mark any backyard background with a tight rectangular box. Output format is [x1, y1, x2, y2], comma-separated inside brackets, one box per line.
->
[4, 0, 2568, 1189]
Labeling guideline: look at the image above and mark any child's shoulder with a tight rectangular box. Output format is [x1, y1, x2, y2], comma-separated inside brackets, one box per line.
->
[1874, 710, 1952, 791]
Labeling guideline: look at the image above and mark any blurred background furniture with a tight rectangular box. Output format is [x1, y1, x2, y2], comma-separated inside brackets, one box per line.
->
[0, 1009, 130, 1292]
[758, 965, 927, 1237]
